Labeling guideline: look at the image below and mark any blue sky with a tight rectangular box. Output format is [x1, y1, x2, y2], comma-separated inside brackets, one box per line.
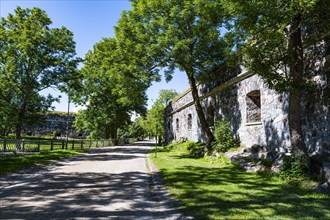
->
[0, 0, 189, 112]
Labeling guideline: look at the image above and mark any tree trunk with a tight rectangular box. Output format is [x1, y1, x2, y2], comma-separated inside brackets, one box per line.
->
[15, 123, 22, 139]
[187, 73, 214, 150]
[288, 13, 309, 163]
[15, 104, 27, 139]
[105, 124, 111, 139]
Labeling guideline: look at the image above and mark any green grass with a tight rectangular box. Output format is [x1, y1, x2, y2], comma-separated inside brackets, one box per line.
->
[150, 143, 330, 220]
[0, 149, 84, 176]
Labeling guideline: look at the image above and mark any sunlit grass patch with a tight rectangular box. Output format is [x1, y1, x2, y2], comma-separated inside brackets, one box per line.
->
[0, 149, 84, 175]
[150, 143, 330, 219]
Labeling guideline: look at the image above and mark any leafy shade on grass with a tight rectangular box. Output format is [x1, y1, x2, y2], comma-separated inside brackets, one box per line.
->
[150, 143, 330, 220]
[0, 149, 84, 176]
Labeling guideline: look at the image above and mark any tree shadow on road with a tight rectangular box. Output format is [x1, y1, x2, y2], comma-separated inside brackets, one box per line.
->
[0, 171, 180, 219]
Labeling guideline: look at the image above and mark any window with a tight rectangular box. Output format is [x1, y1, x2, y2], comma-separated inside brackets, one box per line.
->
[176, 118, 179, 132]
[187, 114, 192, 130]
[246, 90, 261, 123]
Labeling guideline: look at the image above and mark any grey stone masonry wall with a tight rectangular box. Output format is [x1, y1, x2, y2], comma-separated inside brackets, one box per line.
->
[165, 66, 329, 156]
[22, 112, 86, 138]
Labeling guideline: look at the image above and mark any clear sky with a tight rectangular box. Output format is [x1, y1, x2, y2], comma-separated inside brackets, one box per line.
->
[0, 0, 189, 112]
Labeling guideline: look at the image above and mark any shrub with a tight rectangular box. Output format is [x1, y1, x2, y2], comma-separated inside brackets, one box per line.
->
[279, 156, 309, 180]
[182, 141, 204, 158]
[213, 119, 238, 153]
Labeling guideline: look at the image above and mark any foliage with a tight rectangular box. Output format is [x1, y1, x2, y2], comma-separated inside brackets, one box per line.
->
[125, 117, 146, 140]
[144, 89, 178, 141]
[213, 119, 238, 153]
[223, 0, 329, 91]
[183, 141, 204, 158]
[150, 145, 329, 219]
[116, 0, 237, 147]
[0, 7, 80, 139]
[72, 38, 148, 139]
[279, 155, 310, 181]
[222, 0, 330, 161]
[0, 149, 83, 176]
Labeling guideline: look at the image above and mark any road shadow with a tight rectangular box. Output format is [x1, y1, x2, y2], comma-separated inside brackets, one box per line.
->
[0, 171, 180, 219]
[0, 141, 187, 219]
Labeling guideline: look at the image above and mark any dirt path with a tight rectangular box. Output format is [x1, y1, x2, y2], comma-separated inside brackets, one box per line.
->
[0, 141, 186, 219]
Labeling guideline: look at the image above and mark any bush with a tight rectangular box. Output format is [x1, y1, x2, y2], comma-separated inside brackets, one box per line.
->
[213, 119, 238, 153]
[279, 156, 309, 180]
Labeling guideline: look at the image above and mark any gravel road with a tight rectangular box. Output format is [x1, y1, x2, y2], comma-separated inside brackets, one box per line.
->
[0, 141, 187, 219]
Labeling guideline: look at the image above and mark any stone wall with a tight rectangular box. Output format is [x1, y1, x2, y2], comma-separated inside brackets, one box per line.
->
[22, 112, 86, 138]
[165, 66, 329, 156]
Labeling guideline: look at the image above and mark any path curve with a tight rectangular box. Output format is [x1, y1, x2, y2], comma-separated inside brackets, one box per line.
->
[0, 141, 186, 219]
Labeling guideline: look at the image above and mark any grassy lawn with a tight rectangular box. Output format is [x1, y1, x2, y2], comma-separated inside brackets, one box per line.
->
[0, 149, 84, 176]
[150, 143, 330, 220]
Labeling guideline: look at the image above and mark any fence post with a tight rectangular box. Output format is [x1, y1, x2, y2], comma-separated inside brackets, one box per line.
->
[62, 140, 65, 149]
[22, 139, 25, 152]
[50, 140, 54, 151]
[37, 140, 40, 152]
[72, 140, 75, 150]
[4, 139, 7, 152]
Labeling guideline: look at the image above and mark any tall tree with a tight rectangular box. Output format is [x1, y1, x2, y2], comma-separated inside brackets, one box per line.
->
[146, 89, 178, 143]
[73, 38, 148, 139]
[0, 7, 80, 138]
[116, 0, 235, 148]
[223, 0, 330, 164]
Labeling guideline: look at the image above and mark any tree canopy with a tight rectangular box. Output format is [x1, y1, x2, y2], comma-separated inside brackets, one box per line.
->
[73, 38, 148, 139]
[116, 0, 236, 147]
[145, 89, 178, 143]
[222, 0, 330, 164]
[0, 7, 80, 138]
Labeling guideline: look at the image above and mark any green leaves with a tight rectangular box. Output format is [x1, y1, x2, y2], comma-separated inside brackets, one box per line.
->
[73, 37, 149, 139]
[224, 0, 328, 91]
[0, 7, 80, 138]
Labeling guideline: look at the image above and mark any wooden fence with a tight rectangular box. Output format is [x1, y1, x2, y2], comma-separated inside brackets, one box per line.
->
[0, 138, 137, 154]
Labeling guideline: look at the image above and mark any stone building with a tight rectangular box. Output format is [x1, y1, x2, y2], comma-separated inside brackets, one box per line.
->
[164, 65, 329, 156]
[22, 112, 87, 138]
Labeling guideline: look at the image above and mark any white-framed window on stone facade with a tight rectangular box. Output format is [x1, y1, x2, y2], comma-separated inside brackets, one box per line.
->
[246, 90, 261, 123]
[187, 114, 192, 130]
[176, 118, 179, 132]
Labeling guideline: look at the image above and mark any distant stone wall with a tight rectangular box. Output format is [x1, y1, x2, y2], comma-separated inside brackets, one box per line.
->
[22, 112, 87, 138]
[165, 66, 329, 156]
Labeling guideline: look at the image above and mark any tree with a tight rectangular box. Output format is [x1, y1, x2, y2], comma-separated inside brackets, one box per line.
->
[125, 117, 147, 140]
[223, 0, 330, 165]
[146, 89, 178, 143]
[0, 7, 80, 138]
[73, 38, 148, 139]
[116, 0, 235, 149]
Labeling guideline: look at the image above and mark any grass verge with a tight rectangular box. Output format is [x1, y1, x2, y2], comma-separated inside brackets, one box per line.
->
[150, 142, 330, 220]
[0, 149, 84, 176]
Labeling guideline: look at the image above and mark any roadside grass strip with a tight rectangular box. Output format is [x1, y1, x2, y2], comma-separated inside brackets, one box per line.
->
[0, 149, 84, 176]
[150, 143, 330, 220]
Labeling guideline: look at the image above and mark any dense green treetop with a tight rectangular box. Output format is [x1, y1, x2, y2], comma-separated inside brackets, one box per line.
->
[115, 0, 237, 146]
[223, 0, 329, 91]
[0, 7, 80, 138]
[73, 37, 148, 139]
